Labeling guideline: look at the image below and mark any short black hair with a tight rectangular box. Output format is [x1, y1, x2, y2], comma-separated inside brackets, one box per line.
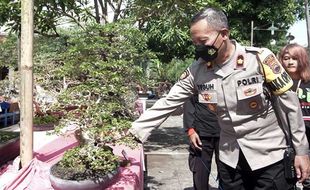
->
[191, 7, 229, 30]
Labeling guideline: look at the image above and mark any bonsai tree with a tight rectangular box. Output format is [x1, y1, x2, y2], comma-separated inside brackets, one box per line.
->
[36, 19, 156, 181]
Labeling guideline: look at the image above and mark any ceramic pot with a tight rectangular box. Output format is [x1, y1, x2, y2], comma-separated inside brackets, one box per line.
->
[49, 164, 120, 190]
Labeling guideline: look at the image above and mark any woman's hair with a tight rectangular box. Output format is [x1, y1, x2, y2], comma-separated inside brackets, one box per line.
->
[279, 43, 310, 82]
[190, 7, 229, 31]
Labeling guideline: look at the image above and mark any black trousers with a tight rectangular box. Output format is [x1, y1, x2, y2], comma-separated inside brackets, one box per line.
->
[218, 151, 296, 190]
[188, 136, 220, 190]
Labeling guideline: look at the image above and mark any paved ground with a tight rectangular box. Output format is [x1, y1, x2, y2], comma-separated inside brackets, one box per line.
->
[142, 114, 306, 190]
[143, 114, 219, 190]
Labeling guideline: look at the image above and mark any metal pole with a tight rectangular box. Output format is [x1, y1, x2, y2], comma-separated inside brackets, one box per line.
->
[305, 0, 310, 49]
[251, 20, 254, 46]
[20, 0, 34, 167]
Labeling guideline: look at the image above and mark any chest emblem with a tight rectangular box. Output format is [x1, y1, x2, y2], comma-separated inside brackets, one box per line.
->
[198, 90, 217, 104]
[202, 93, 212, 101]
[244, 88, 257, 96]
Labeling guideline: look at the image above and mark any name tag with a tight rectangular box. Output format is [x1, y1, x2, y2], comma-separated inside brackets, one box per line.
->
[236, 75, 263, 87]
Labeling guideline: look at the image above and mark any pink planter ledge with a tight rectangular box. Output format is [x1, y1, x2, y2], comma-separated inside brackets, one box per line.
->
[1, 134, 144, 190]
[0, 137, 20, 166]
[107, 145, 145, 190]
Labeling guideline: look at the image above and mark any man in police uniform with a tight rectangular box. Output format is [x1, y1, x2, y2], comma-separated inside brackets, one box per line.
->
[129, 7, 310, 189]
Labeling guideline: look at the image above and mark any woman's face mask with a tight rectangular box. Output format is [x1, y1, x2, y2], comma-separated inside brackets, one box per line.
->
[195, 32, 223, 62]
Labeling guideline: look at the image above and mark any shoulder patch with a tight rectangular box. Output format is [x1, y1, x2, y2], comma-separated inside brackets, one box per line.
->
[263, 54, 281, 74]
[179, 69, 190, 80]
[257, 49, 293, 95]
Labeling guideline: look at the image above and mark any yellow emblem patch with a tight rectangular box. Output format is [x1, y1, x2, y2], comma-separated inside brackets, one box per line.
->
[258, 50, 293, 95]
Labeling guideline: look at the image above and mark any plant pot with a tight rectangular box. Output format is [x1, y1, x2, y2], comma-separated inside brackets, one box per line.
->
[0, 132, 20, 166]
[49, 164, 120, 190]
[33, 123, 55, 131]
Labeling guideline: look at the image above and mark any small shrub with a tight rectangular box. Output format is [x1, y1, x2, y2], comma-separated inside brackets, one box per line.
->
[0, 131, 19, 143]
[33, 115, 60, 125]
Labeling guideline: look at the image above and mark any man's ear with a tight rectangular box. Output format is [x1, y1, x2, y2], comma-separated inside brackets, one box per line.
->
[220, 29, 229, 40]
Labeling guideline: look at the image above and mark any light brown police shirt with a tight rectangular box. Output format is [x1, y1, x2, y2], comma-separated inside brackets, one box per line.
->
[129, 41, 309, 170]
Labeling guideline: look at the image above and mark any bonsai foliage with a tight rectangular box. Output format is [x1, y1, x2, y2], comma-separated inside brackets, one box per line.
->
[0, 131, 19, 143]
[52, 145, 119, 180]
[51, 20, 152, 135]
[33, 114, 60, 125]
[45, 19, 154, 180]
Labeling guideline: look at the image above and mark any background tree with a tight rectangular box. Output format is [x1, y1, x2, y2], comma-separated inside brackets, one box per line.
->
[128, 0, 305, 63]
[0, 0, 130, 36]
[0, 0, 306, 86]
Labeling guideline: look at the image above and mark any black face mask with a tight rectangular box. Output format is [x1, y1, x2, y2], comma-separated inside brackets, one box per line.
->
[195, 32, 223, 62]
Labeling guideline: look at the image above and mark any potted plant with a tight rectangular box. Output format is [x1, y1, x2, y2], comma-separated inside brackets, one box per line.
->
[0, 131, 20, 166]
[43, 21, 150, 189]
[48, 101, 138, 189]
[50, 144, 120, 190]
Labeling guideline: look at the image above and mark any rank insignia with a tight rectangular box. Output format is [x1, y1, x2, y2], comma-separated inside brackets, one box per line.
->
[249, 101, 258, 109]
[179, 69, 189, 80]
[236, 55, 244, 67]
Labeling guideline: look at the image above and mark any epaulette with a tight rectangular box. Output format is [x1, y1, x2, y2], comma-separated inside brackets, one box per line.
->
[245, 46, 263, 54]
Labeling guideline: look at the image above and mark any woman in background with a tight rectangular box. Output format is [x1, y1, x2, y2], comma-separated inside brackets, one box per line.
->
[279, 43, 310, 190]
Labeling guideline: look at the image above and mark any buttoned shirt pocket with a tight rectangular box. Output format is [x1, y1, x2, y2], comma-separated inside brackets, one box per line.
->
[236, 83, 266, 115]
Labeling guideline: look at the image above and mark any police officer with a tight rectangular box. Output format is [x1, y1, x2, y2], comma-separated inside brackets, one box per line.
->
[129, 7, 310, 189]
[184, 95, 220, 190]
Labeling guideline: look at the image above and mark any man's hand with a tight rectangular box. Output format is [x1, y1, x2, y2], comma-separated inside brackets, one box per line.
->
[123, 129, 142, 143]
[189, 132, 202, 150]
[294, 155, 310, 182]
